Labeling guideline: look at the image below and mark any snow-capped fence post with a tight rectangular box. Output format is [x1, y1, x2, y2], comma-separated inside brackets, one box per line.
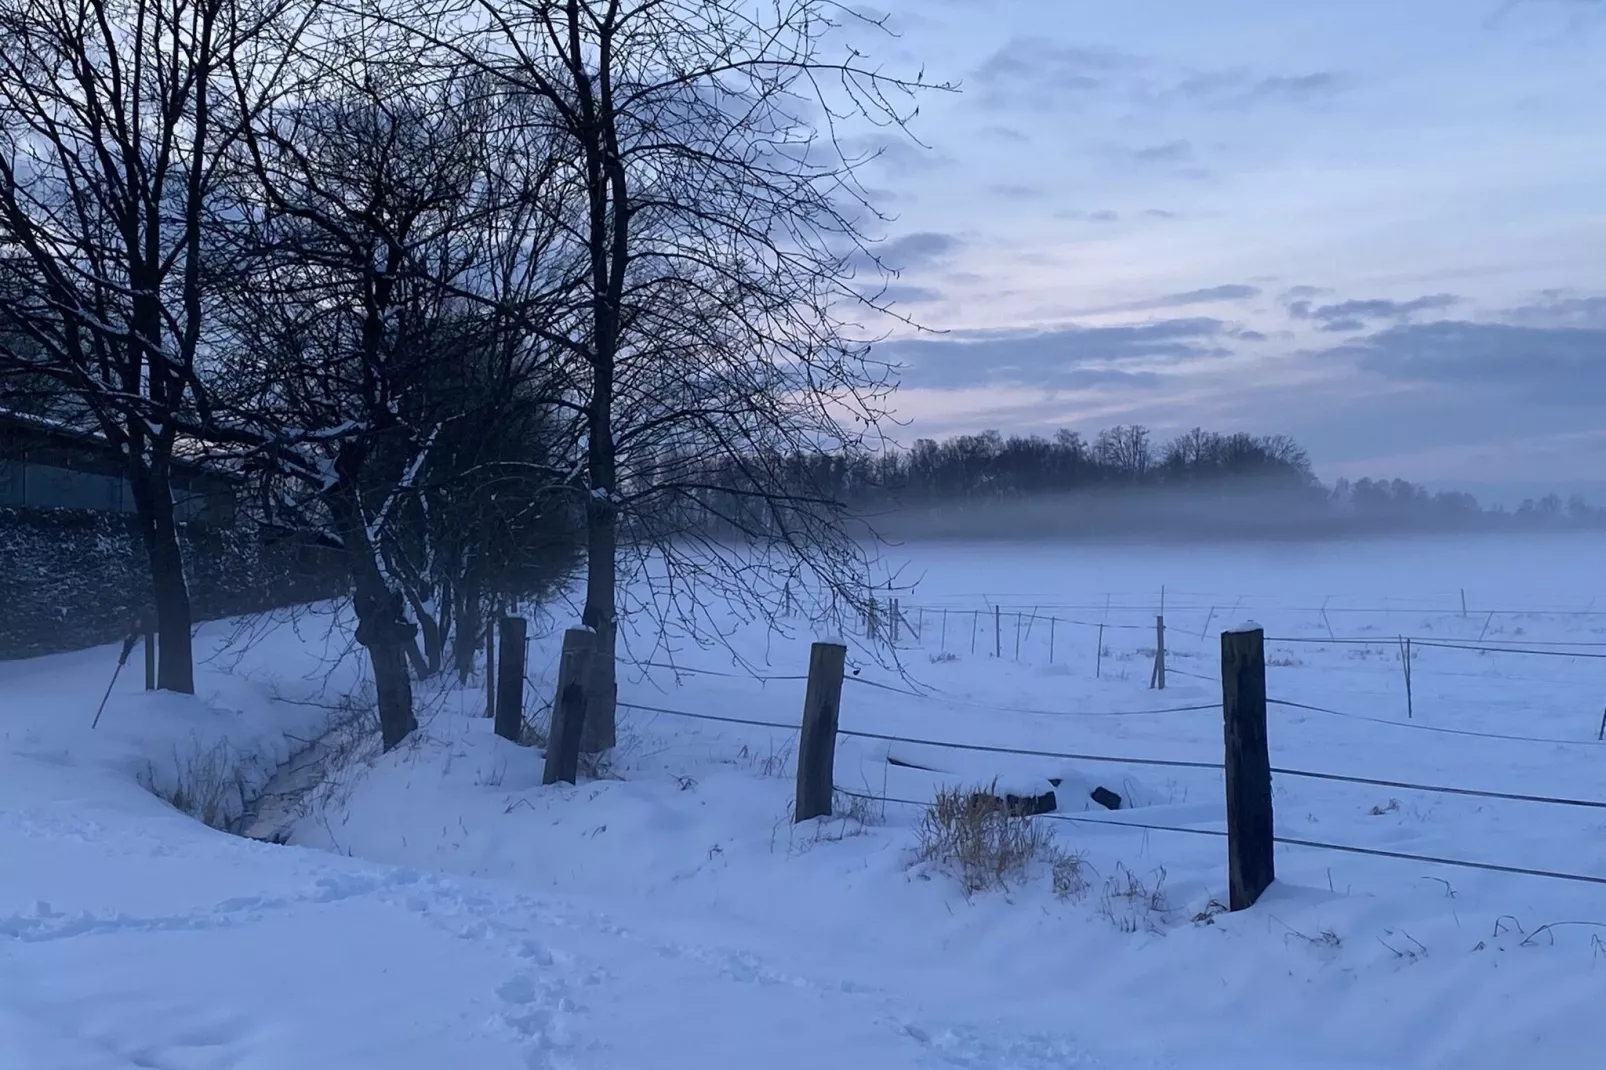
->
[795, 640, 847, 823]
[544, 627, 597, 786]
[493, 616, 527, 743]
[1222, 625, 1274, 911]
[484, 620, 496, 720]
[1150, 616, 1167, 689]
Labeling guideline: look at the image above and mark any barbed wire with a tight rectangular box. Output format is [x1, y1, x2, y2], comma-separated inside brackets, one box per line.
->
[1269, 635, 1606, 649]
[617, 700, 799, 732]
[634, 661, 811, 682]
[842, 676, 1217, 719]
[1269, 764, 1606, 810]
[833, 726, 1223, 772]
[829, 789, 1606, 888]
[1268, 697, 1606, 746]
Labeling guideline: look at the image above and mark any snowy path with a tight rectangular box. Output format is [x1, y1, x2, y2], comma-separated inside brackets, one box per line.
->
[2, 803, 1119, 1070]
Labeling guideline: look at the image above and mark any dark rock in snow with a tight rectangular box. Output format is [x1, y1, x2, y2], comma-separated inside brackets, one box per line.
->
[1090, 786, 1123, 810]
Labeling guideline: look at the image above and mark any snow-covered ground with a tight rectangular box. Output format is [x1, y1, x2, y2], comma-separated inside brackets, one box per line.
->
[6, 533, 1606, 1068]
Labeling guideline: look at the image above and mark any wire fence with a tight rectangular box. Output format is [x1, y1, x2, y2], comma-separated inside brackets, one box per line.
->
[617, 669, 1606, 893]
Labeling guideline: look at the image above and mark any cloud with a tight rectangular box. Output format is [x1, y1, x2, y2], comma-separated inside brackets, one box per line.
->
[1055, 208, 1121, 223]
[971, 36, 1348, 116]
[978, 124, 1031, 143]
[1279, 284, 1330, 301]
[1107, 139, 1211, 180]
[1505, 291, 1606, 328]
[839, 132, 953, 176]
[876, 283, 945, 305]
[1317, 320, 1606, 402]
[1129, 140, 1195, 164]
[1082, 284, 1262, 316]
[880, 317, 1240, 391]
[1142, 208, 1178, 220]
[1288, 293, 1461, 331]
[854, 231, 963, 275]
[987, 183, 1049, 200]
[970, 37, 1139, 108]
[1172, 69, 1348, 109]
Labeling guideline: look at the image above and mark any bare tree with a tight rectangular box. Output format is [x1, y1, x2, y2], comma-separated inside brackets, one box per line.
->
[202, 39, 575, 748]
[0, 0, 310, 692]
[370, 0, 948, 749]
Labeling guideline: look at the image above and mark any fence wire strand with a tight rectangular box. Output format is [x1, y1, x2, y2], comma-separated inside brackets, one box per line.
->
[829, 790, 1606, 888]
[1269, 697, 1606, 746]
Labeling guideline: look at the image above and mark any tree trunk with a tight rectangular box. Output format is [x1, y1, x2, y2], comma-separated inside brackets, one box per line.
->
[580, 506, 617, 754]
[128, 459, 196, 694]
[453, 582, 480, 685]
[368, 639, 416, 752]
[332, 488, 418, 751]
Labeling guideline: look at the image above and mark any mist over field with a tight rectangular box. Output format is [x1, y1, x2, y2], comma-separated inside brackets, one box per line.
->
[865, 485, 1606, 544]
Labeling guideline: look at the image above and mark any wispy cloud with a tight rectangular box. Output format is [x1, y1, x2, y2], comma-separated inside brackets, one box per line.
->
[1287, 293, 1460, 332]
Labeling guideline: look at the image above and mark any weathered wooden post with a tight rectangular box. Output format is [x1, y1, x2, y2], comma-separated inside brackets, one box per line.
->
[1096, 623, 1104, 679]
[890, 597, 901, 643]
[484, 619, 497, 719]
[993, 604, 1002, 659]
[866, 596, 878, 640]
[493, 616, 527, 743]
[543, 627, 597, 786]
[794, 641, 847, 823]
[1222, 626, 1274, 911]
[1155, 615, 1167, 689]
[1048, 616, 1056, 663]
[143, 619, 157, 692]
[1399, 635, 1414, 719]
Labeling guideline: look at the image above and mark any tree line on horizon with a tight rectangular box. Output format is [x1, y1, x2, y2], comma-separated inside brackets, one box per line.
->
[672, 425, 1606, 537]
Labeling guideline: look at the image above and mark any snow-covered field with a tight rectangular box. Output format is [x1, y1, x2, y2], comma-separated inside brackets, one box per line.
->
[6, 533, 1606, 1069]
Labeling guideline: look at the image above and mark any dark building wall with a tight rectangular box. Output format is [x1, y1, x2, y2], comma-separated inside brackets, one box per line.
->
[0, 414, 237, 525]
[0, 506, 346, 660]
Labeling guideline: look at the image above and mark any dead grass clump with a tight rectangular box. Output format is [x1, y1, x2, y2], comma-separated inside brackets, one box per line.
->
[1098, 862, 1171, 933]
[914, 781, 1057, 895]
[139, 739, 261, 831]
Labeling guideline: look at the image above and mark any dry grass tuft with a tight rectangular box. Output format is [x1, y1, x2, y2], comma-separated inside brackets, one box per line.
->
[914, 781, 1061, 895]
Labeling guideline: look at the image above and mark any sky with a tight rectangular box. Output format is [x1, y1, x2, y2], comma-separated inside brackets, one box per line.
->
[844, 0, 1606, 501]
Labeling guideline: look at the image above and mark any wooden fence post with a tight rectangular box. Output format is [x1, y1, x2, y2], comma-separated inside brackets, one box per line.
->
[493, 616, 527, 743]
[890, 597, 900, 643]
[1222, 626, 1274, 911]
[1048, 616, 1056, 663]
[143, 619, 157, 692]
[1096, 623, 1104, 679]
[993, 605, 1002, 659]
[794, 641, 847, 823]
[866, 596, 878, 640]
[484, 619, 496, 719]
[1150, 615, 1166, 689]
[543, 627, 596, 786]
[1402, 636, 1414, 719]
